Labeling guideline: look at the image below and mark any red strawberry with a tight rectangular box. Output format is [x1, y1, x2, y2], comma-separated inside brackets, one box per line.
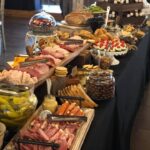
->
[121, 43, 125, 47]
[114, 43, 119, 47]
[99, 43, 104, 47]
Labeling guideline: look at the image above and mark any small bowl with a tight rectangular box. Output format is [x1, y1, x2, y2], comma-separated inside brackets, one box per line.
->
[100, 56, 112, 69]
[0, 122, 6, 148]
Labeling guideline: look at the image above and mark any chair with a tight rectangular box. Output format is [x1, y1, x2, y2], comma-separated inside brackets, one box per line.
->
[0, 0, 6, 56]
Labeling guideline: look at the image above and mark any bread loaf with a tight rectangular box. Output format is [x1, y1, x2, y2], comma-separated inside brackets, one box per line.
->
[65, 12, 93, 26]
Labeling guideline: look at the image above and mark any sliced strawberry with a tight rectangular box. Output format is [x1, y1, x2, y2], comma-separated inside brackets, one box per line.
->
[121, 43, 125, 46]
[121, 40, 125, 43]
[114, 43, 119, 47]
[100, 43, 104, 47]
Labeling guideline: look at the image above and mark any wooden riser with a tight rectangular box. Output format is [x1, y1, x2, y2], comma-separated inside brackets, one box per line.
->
[97, 2, 143, 12]
[120, 16, 145, 25]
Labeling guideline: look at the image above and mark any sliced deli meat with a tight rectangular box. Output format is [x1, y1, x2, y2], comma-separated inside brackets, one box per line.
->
[17, 63, 50, 79]
[59, 44, 80, 52]
[16, 102, 85, 150]
[0, 70, 38, 85]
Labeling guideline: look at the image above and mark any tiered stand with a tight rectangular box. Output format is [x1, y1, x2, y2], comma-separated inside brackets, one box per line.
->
[97, 1, 145, 25]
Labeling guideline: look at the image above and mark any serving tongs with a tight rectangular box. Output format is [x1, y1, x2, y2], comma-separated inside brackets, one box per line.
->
[0, 82, 31, 96]
[64, 39, 84, 45]
[20, 58, 49, 67]
[14, 136, 60, 150]
[47, 114, 87, 122]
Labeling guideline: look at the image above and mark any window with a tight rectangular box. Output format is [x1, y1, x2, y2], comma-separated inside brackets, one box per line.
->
[41, 0, 62, 13]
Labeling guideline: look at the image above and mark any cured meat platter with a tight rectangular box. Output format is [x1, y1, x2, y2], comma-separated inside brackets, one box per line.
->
[4, 105, 95, 150]
[35, 43, 91, 87]
[5, 43, 91, 88]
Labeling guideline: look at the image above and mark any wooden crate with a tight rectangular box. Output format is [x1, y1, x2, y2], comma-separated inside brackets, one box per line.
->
[97, 2, 144, 25]
[120, 16, 145, 25]
[97, 2, 143, 12]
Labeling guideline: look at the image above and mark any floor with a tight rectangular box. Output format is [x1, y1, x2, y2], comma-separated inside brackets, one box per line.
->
[131, 83, 150, 150]
[1, 16, 150, 150]
[2, 17, 28, 59]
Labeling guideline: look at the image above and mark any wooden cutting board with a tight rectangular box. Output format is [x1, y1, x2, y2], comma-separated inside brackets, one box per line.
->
[4, 107, 94, 150]
[70, 108, 94, 150]
[35, 43, 91, 88]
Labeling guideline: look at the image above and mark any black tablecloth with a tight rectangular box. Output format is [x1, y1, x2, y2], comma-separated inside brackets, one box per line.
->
[81, 31, 150, 150]
[116, 33, 150, 150]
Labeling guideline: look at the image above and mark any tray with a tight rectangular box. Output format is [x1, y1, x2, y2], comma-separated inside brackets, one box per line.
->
[35, 43, 91, 87]
[59, 20, 89, 28]
[6, 43, 91, 88]
[4, 107, 95, 150]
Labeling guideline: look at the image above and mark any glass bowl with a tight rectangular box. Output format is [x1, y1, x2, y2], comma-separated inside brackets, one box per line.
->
[29, 11, 56, 34]
[0, 83, 37, 128]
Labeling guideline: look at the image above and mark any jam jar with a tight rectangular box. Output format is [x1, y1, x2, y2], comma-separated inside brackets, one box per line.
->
[86, 70, 115, 100]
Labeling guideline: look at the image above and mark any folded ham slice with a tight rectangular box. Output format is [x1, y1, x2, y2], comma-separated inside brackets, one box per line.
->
[42, 50, 65, 59]
[59, 44, 80, 52]
[18, 63, 50, 79]
[39, 55, 62, 66]
[42, 45, 70, 58]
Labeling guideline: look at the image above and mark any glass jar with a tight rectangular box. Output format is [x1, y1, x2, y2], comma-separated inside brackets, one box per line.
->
[86, 70, 115, 100]
[0, 83, 37, 128]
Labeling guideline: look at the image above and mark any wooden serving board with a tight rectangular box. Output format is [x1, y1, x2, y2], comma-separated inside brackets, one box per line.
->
[4, 107, 94, 150]
[6, 43, 91, 88]
[70, 108, 94, 150]
[35, 43, 91, 88]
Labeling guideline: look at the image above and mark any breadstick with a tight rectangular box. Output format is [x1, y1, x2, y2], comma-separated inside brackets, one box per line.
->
[64, 102, 76, 115]
[55, 101, 69, 115]
[77, 84, 98, 108]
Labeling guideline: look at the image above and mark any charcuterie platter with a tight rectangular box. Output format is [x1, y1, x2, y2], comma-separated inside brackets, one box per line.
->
[4, 41, 91, 88]
[4, 104, 95, 150]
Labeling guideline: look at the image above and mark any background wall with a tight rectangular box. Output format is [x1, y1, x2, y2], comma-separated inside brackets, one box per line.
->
[5, 0, 41, 10]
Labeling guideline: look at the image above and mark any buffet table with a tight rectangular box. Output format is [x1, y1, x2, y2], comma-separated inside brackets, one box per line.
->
[115, 33, 150, 150]
[33, 30, 150, 150]
[2, 30, 150, 150]
[81, 30, 150, 150]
